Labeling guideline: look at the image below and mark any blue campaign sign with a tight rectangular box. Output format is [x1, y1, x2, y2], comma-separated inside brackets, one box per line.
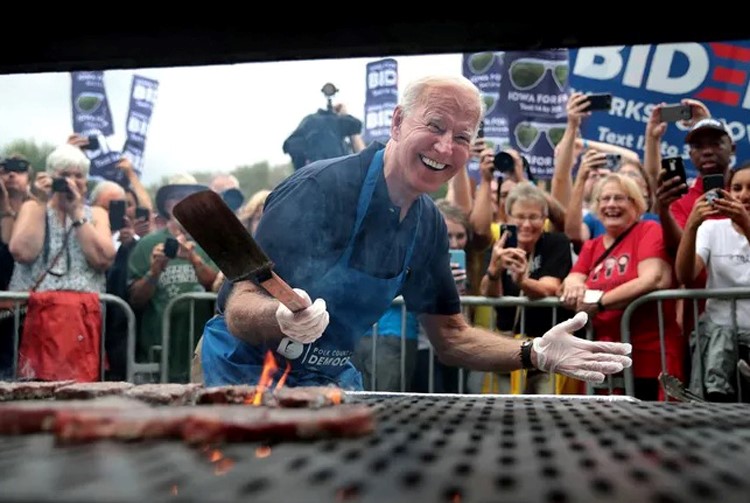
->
[569, 41, 750, 179]
[71, 71, 115, 137]
[364, 58, 398, 145]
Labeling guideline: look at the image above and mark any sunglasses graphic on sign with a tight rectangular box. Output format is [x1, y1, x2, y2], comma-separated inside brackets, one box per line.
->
[468, 52, 495, 74]
[514, 121, 567, 152]
[509, 58, 568, 91]
[481, 92, 500, 115]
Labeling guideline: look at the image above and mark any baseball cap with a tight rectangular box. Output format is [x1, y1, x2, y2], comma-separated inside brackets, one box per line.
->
[685, 118, 731, 143]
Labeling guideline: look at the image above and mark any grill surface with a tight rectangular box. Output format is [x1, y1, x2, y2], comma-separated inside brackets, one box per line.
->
[2, 393, 750, 503]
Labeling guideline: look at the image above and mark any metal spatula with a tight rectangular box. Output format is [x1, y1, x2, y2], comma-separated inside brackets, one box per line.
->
[172, 190, 310, 313]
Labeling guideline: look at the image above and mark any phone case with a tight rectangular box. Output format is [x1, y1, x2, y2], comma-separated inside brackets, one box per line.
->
[586, 94, 612, 111]
[660, 104, 692, 123]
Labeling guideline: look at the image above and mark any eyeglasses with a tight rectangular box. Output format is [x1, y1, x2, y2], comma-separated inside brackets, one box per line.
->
[509, 58, 569, 91]
[511, 214, 545, 224]
[597, 194, 632, 204]
[513, 121, 567, 152]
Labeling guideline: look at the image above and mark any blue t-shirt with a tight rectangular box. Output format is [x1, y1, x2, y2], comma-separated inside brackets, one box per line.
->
[584, 211, 660, 239]
[217, 143, 460, 318]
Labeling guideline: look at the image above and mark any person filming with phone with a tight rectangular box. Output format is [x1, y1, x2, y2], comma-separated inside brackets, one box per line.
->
[6, 144, 115, 382]
[645, 101, 733, 254]
[480, 182, 574, 393]
[128, 176, 219, 383]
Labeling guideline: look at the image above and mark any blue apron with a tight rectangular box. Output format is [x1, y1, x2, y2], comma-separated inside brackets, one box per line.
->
[202, 149, 421, 389]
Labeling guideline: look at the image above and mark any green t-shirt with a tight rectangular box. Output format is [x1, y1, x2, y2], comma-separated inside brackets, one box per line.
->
[128, 227, 217, 382]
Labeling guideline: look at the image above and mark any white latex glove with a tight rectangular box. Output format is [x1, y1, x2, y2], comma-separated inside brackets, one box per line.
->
[532, 312, 633, 383]
[275, 288, 329, 344]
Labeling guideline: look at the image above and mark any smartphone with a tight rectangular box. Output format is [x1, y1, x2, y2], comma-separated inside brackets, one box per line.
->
[83, 135, 100, 151]
[135, 207, 150, 221]
[52, 177, 70, 193]
[164, 237, 179, 259]
[500, 223, 518, 249]
[605, 153, 622, 170]
[660, 104, 692, 123]
[661, 157, 688, 196]
[108, 200, 126, 232]
[449, 249, 466, 270]
[703, 174, 725, 203]
[583, 289, 604, 304]
[584, 93, 613, 112]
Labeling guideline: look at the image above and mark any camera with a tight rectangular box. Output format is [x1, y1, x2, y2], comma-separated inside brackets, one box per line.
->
[493, 151, 529, 174]
[52, 177, 70, 193]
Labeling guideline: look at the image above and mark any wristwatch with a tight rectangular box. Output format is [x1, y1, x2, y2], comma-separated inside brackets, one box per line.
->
[71, 217, 88, 228]
[520, 339, 535, 370]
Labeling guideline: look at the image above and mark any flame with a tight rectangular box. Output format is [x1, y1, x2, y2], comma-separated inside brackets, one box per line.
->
[328, 388, 342, 405]
[255, 445, 272, 458]
[209, 449, 223, 463]
[170, 485, 178, 496]
[245, 350, 279, 405]
[274, 361, 291, 390]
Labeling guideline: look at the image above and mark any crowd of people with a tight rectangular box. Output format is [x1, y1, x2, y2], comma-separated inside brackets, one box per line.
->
[1, 74, 746, 403]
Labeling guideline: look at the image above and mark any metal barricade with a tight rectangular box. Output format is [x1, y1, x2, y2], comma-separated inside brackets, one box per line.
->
[0, 291, 139, 382]
[621, 287, 750, 401]
[160, 292, 218, 383]
[367, 295, 567, 393]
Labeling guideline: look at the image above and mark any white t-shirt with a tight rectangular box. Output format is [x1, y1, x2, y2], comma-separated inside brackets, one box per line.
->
[695, 218, 750, 329]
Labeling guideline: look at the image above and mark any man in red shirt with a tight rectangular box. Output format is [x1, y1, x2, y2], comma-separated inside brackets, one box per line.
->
[650, 115, 736, 254]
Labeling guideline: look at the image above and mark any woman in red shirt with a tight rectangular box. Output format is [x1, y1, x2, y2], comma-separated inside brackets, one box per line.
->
[560, 173, 682, 400]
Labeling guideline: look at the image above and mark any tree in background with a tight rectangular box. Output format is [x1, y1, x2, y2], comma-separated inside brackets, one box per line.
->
[1, 139, 56, 174]
[146, 160, 294, 202]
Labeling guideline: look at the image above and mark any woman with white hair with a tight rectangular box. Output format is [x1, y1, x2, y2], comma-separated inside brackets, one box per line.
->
[7, 143, 115, 382]
[560, 173, 681, 400]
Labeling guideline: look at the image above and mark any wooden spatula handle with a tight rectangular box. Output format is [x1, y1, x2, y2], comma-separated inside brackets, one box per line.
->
[259, 271, 312, 313]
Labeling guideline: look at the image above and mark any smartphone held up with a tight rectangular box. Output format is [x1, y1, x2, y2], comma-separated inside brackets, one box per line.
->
[500, 223, 518, 249]
[661, 157, 688, 197]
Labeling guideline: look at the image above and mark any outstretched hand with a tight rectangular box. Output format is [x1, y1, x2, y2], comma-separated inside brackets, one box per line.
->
[532, 312, 632, 383]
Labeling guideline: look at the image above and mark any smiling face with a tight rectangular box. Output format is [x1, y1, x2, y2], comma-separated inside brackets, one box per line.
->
[596, 180, 639, 234]
[508, 199, 545, 248]
[388, 82, 481, 196]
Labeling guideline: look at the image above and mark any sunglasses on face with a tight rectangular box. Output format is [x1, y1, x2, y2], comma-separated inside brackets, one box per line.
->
[0, 159, 30, 173]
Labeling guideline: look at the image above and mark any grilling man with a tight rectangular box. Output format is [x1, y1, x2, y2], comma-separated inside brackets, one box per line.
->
[199, 75, 633, 389]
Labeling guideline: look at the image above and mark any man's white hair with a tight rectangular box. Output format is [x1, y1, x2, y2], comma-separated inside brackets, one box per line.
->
[90, 180, 126, 207]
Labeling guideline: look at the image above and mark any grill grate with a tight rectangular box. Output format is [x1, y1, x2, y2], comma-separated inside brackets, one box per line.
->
[1, 394, 750, 502]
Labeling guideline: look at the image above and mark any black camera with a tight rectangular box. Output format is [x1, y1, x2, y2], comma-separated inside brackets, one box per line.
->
[52, 177, 70, 193]
[493, 151, 529, 174]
